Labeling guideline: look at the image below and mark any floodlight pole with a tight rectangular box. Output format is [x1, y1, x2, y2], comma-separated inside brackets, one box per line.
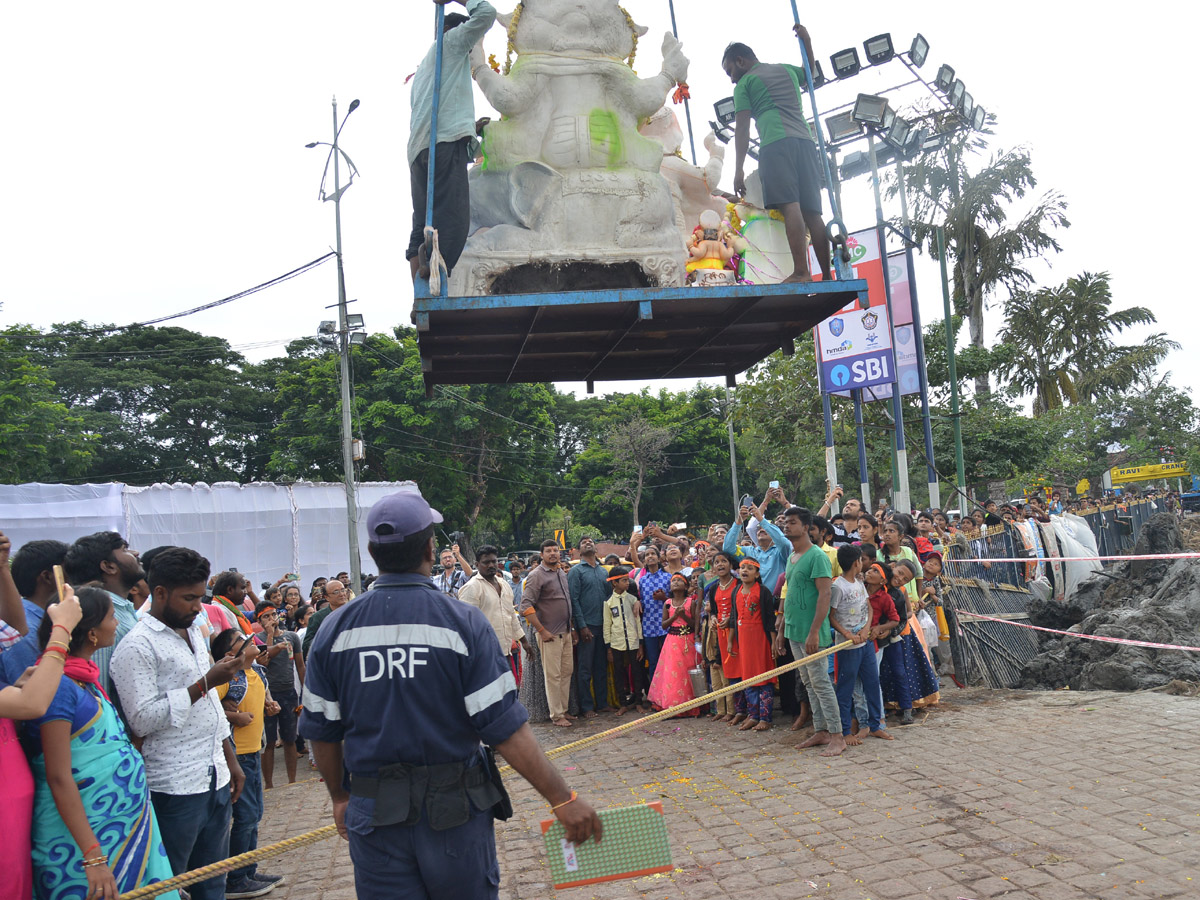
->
[723, 386, 741, 523]
[331, 96, 362, 595]
[895, 162, 940, 508]
[936, 226, 968, 503]
[866, 130, 910, 513]
[854, 389, 870, 510]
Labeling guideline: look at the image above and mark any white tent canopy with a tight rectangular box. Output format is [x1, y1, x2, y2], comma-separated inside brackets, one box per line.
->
[0, 481, 419, 592]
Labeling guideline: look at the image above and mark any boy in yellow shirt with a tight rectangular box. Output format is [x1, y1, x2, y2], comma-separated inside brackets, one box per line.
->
[603, 566, 646, 716]
[212, 630, 283, 898]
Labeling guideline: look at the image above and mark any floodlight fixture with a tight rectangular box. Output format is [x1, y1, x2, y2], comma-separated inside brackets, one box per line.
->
[851, 93, 890, 127]
[831, 47, 862, 79]
[349, 331, 367, 345]
[884, 114, 911, 150]
[935, 64, 955, 93]
[948, 79, 966, 108]
[826, 110, 863, 143]
[318, 320, 337, 334]
[346, 313, 365, 329]
[959, 91, 975, 121]
[909, 34, 930, 68]
[810, 59, 827, 89]
[920, 130, 949, 152]
[903, 127, 927, 160]
[839, 150, 871, 180]
[880, 105, 896, 133]
[972, 105, 987, 130]
[714, 96, 737, 126]
[864, 33, 895, 66]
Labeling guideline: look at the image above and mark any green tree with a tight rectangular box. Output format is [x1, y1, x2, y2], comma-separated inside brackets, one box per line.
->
[899, 126, 1069, 396]
[11, 323, 270, 484]
[0, 327, 94, 482]
[266, 327, 560, 549]
[998, 272, 1178, 414]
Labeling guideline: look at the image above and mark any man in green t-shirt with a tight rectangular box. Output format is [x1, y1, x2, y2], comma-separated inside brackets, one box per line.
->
[720, 25, 831, 284]
[774, 506, 846, 757]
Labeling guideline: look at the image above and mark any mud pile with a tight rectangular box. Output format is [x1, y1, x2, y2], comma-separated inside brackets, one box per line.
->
[1022, 513, 1200, 691]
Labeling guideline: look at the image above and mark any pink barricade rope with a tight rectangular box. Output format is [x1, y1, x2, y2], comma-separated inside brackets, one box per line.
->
[945, 552, 1200, 564]
[955, 611, 1200, 653]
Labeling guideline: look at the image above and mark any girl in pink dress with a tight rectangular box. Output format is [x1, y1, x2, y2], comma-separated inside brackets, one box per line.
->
[647, 573, 701, 716]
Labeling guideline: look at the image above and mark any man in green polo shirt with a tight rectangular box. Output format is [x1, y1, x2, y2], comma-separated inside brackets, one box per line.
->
[721, 26, 831, 284]
[773, 506, 846, 757]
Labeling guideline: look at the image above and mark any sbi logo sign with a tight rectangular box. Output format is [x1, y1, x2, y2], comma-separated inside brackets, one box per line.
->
[830, 365, 851, 387]
[829, 354, 892, 389]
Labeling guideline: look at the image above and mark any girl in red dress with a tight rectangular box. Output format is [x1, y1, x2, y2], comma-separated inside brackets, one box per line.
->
[728, 558, 779, 731]
[705, 551, 744, 724]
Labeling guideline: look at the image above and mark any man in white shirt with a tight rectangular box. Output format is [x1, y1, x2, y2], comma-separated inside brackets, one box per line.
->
[111, 547, 246, 900]
[457, 545, 530, 681]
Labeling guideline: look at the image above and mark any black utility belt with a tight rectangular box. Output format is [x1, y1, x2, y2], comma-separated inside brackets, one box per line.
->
[350, 749, 511, 830]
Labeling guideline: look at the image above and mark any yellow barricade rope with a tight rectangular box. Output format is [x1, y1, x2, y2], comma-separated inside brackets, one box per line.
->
[118, 639, 853, 899]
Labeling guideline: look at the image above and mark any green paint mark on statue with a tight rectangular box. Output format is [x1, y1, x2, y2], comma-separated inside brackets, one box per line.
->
[589, 109, 624, 169]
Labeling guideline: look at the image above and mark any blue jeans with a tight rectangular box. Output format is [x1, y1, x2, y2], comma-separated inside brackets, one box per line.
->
[835, 643, 883, 735]
[229, 752, 263, 880]
[347, 803, 498, 900]
[643, 634, 665, 681]
[852, 647, 885, 725]
[575, 629, 609, 713]
[151, 769, 232, 900]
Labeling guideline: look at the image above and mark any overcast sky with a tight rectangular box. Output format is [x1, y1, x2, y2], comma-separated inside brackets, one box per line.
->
[3, 1, 1195, 406]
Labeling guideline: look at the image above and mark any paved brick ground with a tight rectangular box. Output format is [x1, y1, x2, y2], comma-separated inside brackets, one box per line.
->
[256, 688, 1199, 899]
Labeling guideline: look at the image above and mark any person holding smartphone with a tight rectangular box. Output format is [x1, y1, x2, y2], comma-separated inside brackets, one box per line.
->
[253, 603, 304, 789]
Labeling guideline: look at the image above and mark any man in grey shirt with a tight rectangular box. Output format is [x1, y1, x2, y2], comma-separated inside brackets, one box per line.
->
[254, 601, 305, 787]
[519, 540, 576, 727]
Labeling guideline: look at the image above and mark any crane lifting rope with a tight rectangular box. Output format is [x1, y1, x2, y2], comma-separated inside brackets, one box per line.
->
[411, 1, 867, 392]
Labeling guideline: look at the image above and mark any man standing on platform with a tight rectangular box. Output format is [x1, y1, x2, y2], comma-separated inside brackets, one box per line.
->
[721, 25, 831, 283]
[407, 0, 497, 281]
[569, 536, 613, 717]
[300, 490, 600, 900]
[520, 540, 576, 728]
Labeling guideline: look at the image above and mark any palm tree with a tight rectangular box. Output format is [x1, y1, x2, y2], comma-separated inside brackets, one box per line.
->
[899, 123, 1070, 397]
[998, 271, 1179, 414]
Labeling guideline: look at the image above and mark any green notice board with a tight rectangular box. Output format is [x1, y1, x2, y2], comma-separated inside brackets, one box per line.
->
[540, 801, 673, 890]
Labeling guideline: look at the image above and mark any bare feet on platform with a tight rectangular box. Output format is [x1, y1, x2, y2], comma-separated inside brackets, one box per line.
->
[584, 711, 598, 719]
[551, 717, 572, 727]
[729, 713, 747, 727]
[636, 704, 650, 714]
[797, 730, 831, 749]
[850, 717, 860, 735]
[820, 734, 848, 757]
[615, 706, 628, 717]
[782, 271, 814, 284]
[753, 721, 772, 732]
[712, 714, 729, 723]
[791, 709, 812, 731]
[869, 729, 895, 741]
[738, 718, 759, 731]
[845, 732, 864, 746]
[564, 712, 578, 720]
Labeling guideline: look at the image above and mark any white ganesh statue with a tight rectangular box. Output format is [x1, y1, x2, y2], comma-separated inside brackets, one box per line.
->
[451, 0, 691, 296]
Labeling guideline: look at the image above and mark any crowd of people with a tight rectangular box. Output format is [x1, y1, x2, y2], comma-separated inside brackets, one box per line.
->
[488, 486, 951, 759]
[0, 477, 1158, 900]
[0, 527, 397, 900]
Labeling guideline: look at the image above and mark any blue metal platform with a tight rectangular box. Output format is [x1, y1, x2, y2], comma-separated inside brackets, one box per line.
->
[411, 279, 867, 387]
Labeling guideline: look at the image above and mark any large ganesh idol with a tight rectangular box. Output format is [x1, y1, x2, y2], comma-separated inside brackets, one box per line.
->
[452, 0, 690, 296]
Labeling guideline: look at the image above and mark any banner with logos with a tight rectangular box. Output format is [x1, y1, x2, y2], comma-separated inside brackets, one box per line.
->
[815, 229, 897, 394]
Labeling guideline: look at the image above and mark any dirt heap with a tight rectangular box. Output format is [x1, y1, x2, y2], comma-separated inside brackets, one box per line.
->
[1022, 513, 1200, 691]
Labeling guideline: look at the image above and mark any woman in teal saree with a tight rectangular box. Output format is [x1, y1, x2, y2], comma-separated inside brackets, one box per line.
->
[25, 587, 178, 900]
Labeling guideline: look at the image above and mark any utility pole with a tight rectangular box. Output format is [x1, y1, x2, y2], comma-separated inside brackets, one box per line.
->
[309, 97, 363, 594]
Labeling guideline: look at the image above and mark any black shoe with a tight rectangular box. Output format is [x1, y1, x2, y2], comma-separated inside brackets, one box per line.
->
[900, 709, 914, 726]
[252, 873, 285, 888]
[226, 877, 274, 898]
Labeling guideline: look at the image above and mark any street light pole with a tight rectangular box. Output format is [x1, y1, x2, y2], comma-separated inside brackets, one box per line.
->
[866, 130, 910, 513]
[331, 96, 361, 595]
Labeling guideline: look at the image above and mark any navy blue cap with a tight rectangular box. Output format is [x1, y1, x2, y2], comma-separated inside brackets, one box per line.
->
[366, 490, 443, 543]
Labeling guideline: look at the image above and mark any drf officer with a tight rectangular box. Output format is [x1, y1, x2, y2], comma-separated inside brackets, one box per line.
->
[300, 490, 601, 900]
